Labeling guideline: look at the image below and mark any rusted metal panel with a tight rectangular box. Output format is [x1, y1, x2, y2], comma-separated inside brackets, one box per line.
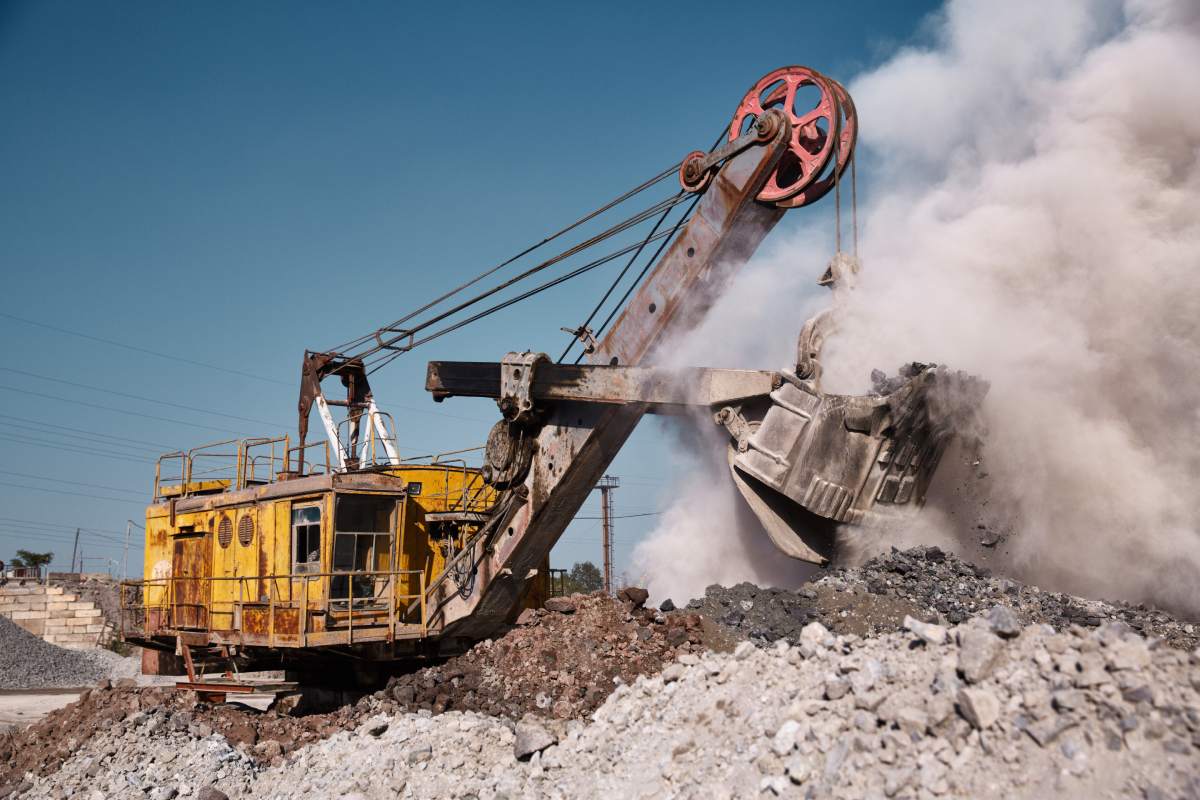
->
[171, 534, 210, 630]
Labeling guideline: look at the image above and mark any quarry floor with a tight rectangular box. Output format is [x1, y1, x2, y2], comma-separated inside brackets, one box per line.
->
[2, 547, 1198, 799]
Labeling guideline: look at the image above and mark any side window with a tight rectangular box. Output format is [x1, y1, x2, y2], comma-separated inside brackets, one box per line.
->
[292, 504, 322, 574]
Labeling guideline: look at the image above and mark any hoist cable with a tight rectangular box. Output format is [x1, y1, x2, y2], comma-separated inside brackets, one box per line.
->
[351, 193, 693, 366]
[572, 191, 704, 365]
[364, 227, 680, 375]
[326, 159, 686, 352]
[555, 190, 685, 363]
[558, 126, 730, 364]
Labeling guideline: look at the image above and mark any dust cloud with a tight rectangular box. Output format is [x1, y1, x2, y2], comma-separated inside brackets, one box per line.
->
[633, 0, 1200, 616]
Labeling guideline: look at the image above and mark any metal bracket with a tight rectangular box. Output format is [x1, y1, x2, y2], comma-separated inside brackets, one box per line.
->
[679, 109, 788, 193]
[714, 406, 753, 452]
[498, 351, 547, 425]
[560, 325, 598, 355]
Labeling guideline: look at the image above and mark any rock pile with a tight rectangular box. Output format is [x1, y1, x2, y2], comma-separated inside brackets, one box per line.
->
[382, 591, 703, 719]
[14, 611, 1200, 799]
[0, 616, 114, 690]
[692, 546, 1199, 650]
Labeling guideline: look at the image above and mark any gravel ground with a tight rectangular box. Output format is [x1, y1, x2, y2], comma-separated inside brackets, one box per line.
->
[11, 613, 1200, 799]
[0, 618, 111, 690]
[688, 547, 1199, 651]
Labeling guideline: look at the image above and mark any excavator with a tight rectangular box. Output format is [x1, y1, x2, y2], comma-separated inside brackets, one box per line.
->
[121, 66, 984, 687]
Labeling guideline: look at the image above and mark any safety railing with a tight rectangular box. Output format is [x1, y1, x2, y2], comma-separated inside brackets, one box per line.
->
[119, 568, 427, 648]
[154, 436, 343, 500]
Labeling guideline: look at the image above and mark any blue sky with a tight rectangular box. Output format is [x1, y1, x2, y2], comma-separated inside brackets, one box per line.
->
[0, 1, 939, 578]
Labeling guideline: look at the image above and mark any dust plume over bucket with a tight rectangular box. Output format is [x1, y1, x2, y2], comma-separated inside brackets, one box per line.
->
[634, 0, 1200, 616]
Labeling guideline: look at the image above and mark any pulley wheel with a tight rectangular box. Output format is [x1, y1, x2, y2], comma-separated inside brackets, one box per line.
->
[729, 66, 841, 204]
[775, 78, 857, 209]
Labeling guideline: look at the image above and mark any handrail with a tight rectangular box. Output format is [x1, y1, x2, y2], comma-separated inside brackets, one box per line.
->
[120, 568, 429, 645]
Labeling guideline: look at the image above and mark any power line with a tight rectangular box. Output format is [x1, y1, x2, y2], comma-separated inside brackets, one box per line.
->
[0, 419, 169, 455]
[0, 433, 156, 465]
[0, 480, 145, 506]
[0, 528, 126, 547]
[0, 385, 256, 436]
[0, 413, 177, 450]
[574, 511, 662, 520]
[0, 469, 144, 496]
[2, 366, 292, 429]
[0, 516, 129, 536]
[0, 311, 290, 385]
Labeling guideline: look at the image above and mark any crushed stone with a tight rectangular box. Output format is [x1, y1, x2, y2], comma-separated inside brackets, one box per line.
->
[690, 546, 1199, 650]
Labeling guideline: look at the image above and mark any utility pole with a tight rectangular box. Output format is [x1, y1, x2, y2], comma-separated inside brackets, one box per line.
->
[71, 528, 81, 576]
[124, 520, 131, 581]
[595, 475, 619, 595]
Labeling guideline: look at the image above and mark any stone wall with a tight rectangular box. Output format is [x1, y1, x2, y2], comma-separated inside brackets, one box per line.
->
[0, 584, 109, 649]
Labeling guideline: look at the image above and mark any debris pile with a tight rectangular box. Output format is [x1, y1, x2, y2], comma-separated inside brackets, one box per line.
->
[13, 612, 1200, 799]
[0, 616, 116, 690]
[0, 591, 700, 793]
[691, 546, 1199, 650]
[383, 590, 704, 719]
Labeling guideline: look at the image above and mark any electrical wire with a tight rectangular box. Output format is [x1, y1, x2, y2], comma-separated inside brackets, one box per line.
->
[0, 312, 291, 385]
[0, 469, 144, 496]
[0, 480, 143, 505]
[0, 433, 156, 465]
[1, 366, 291, 429]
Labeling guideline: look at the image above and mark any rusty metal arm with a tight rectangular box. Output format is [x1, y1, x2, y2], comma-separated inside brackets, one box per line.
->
[426, 359, 778, 413]
[427, 117, 794, 641]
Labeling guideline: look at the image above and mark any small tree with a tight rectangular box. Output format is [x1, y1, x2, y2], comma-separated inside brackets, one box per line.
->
[566, 561, 603, 594]
[14, 550, 53, 573]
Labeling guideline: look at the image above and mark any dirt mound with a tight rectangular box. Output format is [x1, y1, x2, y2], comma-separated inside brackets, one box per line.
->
[691, 546, 1200, 650]
[0, 592, 703, 794]
[0, 617, 109, 690]
[383, 591, 703, 719]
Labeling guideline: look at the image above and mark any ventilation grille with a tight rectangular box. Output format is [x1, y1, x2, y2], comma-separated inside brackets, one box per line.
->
[238, 514, 254, 546]
[217, 515, 232, 548]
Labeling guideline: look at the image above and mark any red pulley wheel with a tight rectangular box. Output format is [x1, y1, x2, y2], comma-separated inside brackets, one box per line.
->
[776, 77, 857, 209]
[729, 66, 841, 204]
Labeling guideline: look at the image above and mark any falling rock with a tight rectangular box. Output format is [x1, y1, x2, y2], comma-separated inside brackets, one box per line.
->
[957, 626, 1005, 683]
[957, 687, 1001, 730]
[659, 598, 676, 612]
[543, 597, 577, 614]
[984, 606, 1022, 638]
[904, 615, 947, 645]
[514, 720, 558, 761]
